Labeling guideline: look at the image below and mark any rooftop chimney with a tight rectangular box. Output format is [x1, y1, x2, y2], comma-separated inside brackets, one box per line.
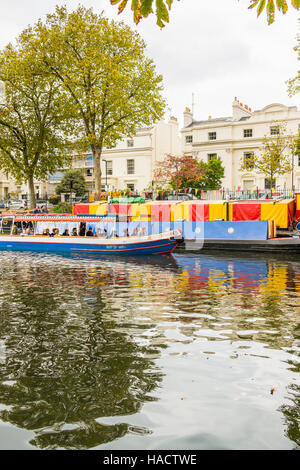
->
[183, 107, 193, 127]
[232, 97, 253, 121]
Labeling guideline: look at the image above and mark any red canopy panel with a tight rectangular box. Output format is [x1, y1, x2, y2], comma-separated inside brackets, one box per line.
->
[109, 203, 131, 215]
[150, 204, 172, 221]
[233, 203, 261, 221]
[73, 204, 90, 215]
[190, 203, 209, 221]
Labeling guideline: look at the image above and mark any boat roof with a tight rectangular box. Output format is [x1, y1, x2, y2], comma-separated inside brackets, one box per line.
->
[1, 214, 120, 222]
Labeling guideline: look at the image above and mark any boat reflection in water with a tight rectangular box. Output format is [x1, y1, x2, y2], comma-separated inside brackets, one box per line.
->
[0, 250, 298, 449]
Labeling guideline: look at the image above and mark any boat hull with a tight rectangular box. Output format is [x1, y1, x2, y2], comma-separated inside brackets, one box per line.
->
[0, 234, 177, 256]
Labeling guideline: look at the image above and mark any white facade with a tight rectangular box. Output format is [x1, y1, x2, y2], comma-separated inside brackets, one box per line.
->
[47, 118, 181, 195]
[0, 171, 46, 201]
[181, 99, 300, 190]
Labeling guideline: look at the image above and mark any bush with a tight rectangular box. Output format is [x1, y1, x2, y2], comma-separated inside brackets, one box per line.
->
[49, 195, 60, 205]
[52, 203, 73, 214]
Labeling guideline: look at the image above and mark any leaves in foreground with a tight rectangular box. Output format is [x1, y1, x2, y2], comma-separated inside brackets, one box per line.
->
[110, 0, 300, 27]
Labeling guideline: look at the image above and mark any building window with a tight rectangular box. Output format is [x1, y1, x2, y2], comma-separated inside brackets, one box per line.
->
[127, 139, 134, 148]
[185, 135, 193, 144]
[270, 126, 280, 135]
[208, 153, 217, 161]
[127, 159, 135, 175]
[208, 132, 216, 140]
[265, 178, 276, 189]
[106, 160, 112, 175]
[86, 154, 94, 167]
[86, 169, 93, 177]
[244, 129, 253, 138]
[243, 152, 254, 169]
[127, 184, 135, 191]
[243, 179, 255, 190]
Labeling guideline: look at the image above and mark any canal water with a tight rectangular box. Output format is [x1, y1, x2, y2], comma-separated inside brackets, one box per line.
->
[0, 250, 298, 450]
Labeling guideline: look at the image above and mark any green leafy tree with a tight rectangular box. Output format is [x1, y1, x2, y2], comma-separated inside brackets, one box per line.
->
[203, 157, 225, 190]
[110, 0, 300, 27]
[55, 169, 88, 197]
[240, 122, 293, 195]
[154, 154, 224, 192]
[0, 39, 72, 208]
[30, 6, 165, 197]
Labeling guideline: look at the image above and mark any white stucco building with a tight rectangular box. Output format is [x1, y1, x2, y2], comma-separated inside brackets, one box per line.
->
[181, 98, 300, 190]
[0, 171, 46, 201]
[47, 117, 181, 195]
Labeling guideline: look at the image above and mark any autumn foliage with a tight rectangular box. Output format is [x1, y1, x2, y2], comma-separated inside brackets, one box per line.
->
[154, 155, 206, 192]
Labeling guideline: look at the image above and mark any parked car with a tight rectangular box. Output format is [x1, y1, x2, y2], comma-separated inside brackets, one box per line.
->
[166, 193, 197, 201]
[7, 200, 27, 209]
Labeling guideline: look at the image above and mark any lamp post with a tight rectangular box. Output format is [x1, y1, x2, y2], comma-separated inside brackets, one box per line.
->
[103, 159, 108, 191]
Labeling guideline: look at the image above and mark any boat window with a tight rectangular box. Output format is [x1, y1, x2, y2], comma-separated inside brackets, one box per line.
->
[0, 217, 14, 234]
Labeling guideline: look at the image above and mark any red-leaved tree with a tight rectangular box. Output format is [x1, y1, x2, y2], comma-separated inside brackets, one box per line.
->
[154, 154, 207, 193]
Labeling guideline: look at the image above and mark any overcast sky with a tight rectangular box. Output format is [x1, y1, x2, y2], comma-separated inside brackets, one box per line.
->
[0, 0, 299, 127]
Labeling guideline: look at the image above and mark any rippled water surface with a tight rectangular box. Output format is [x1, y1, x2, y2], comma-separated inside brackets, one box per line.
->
[0, 250, 299, 450]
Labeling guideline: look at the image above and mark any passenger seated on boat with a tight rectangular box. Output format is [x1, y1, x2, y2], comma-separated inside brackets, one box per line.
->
[79, 223, 86, 236]
[11, 223, 18, 235]
[110, 229, 118, 238]
[62, 229, 69, 236]
[50, 228, 59, 237]
[42, 228, 50, 236]
[71, 228, 78, 236]
[95, 228, 103, 237]
[133, 227, 139, 236]
[86, 227, 94, 237]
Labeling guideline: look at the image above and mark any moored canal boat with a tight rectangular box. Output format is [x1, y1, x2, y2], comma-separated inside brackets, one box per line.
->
[0, 214, 178, 256]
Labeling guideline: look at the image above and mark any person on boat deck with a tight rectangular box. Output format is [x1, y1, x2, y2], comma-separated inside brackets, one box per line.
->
[50, 228, 59, 237]
[95, 228, 103, 237]
[71, 228, 78, 236]
[111, 229, 118, 238]
[133, 227, 139, 236]
[79, 223, 86, 236]
[12, 223, 18, 235]
[41, 205, 48, 214]
[22, 221, 33, 235]
[42, 228, 50, 236]
[32, 206, 41, 214]
[62, 228, 69, 236]
[86, 227, 94, 237]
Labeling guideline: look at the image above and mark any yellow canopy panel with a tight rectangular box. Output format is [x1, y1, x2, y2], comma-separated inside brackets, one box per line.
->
[130, 203, 151, 221]
[95, 203, 108, 215]
[260, 199, 293, 229]
[209, 203, 227, 221]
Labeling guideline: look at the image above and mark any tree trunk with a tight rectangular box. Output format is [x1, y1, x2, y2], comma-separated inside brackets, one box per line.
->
[28, 175, 36, 209]
[92, 145, 102, 200]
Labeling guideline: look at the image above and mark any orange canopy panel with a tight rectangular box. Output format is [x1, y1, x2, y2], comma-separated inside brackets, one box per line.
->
[296, 193, 300, 219]
[260, 199, 294, 229]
